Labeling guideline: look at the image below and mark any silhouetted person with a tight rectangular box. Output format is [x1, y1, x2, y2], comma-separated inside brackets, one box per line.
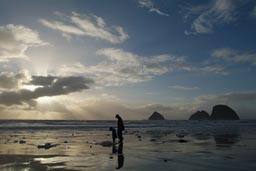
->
[116, 143, 124, 169]
[115, 114, 124, 143]
[109, 127, 117, 143]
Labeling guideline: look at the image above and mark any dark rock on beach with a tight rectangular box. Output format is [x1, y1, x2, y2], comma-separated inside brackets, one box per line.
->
[97, 141, 113, 147]
[210, 105, 240, 120]
[189, 110, 210, 120]
[19, 140, 26, 144]
[37, 143, 59, 149]
[178, 139, 188, 143]
[148, 111, 165, 120]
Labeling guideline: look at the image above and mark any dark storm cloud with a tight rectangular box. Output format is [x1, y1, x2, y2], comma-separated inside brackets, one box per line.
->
[0, 71, 26, 89]
[0, 76, 94, 106]
[29, 75, 57, 86]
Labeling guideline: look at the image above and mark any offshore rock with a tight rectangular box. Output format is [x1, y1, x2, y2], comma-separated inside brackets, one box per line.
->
[189, 111, 210, 120]
[210, 105, 240, 120]
[148, 111, 165, 120]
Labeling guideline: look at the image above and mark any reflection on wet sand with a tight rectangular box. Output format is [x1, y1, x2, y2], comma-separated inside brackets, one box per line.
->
[117, 143, 124, 169]
[190, 127, 240, 147]
[213, 128, 240, 147]
[112, 143, 124, 169]
[191, 133, 211, 140]
[214, 133, 240, 147]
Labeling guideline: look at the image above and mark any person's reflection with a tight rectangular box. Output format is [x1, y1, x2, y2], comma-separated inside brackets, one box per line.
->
[116, 143, 124, 169]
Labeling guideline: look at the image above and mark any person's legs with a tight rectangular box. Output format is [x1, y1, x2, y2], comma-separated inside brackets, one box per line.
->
[117, 130, 123, 142]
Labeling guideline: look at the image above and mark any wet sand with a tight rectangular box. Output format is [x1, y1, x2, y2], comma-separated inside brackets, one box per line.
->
[1, 126, 256, 171]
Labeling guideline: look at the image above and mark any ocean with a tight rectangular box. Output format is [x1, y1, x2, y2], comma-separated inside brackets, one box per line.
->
[1, 119, 255, 131]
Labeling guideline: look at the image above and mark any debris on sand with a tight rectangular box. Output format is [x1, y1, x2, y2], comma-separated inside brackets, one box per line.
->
[178, 139, 188, 143]
[150, 138, 157, 142]
[96, 141, 114, 147]
[37, 143, 59, 149]
[176, 129, 188, 139]
[19, 140, 26, 144]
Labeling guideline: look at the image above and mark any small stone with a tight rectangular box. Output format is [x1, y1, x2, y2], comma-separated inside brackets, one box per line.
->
[179, 139, 188, 143]
[19, 140, 26, 144]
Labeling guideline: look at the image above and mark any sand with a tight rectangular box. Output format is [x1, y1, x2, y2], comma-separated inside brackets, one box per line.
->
[1, 126, 256, 171]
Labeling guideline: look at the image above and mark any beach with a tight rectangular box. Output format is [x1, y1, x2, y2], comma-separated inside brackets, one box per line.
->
[0, 120, 256, 171]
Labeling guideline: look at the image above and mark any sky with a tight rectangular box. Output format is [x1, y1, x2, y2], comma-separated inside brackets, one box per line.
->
[0, 0, 256, 120]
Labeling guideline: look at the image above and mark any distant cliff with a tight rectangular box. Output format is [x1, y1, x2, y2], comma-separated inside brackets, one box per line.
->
[148, 111, 165, 120]
[210, 105, 240, 120]
[189, 111, 210, 120]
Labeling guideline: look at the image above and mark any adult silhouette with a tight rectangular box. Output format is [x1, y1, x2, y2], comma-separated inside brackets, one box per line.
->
[115, 114, 125, 143]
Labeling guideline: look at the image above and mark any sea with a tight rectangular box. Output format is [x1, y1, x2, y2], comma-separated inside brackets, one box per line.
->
[0, 119, 255, 132]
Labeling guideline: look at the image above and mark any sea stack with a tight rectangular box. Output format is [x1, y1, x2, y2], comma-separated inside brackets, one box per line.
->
[210, 105, 240, 120]
[189, 110, 210, 120]
[148, 111, 165, 120]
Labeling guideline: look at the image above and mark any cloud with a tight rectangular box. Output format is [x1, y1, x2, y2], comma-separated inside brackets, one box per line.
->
[168, 85, 200, 90]
[57, 94, 169, 120]
[39, 12, 128, 43]
[36, 98, 71, 114]
[59, 48, 188, 86]
[0, 24, 47, 60]
[196, 92, 256, 104]
[137, 0, 169, 16]
[0, 75, 93, 106]
[200, 66, 229, 75]
[252, 5, 256, 18]
[0, 71, 28, 90]
[95, 48, 188, 78]
[29, 75, 57, 86]
[1, 89, 256, 119]
[59, 48, 232, 86]
[183, 0, 238, 34]
[211, 48, 256, 65]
